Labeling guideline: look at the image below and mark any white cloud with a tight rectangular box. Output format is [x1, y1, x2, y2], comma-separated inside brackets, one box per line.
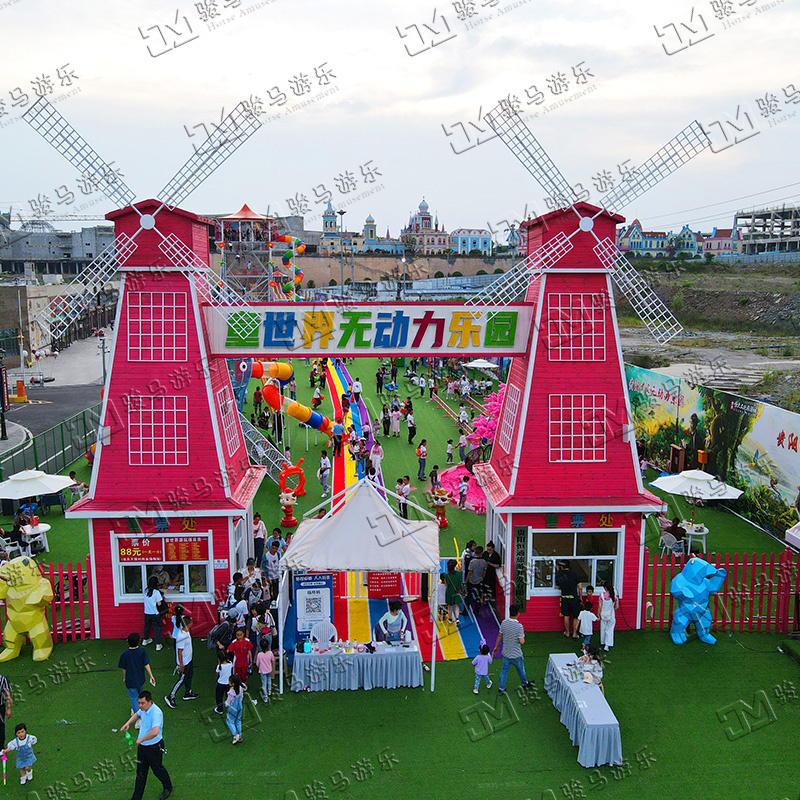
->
[0, 0, 797, 235]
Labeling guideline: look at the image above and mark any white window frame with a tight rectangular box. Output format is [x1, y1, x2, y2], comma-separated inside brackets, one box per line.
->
[216, 384, 242, 457]
[112, 532, 215, 603]
[525, 527, 623, 597]
[498, 383, 522, 452]
[128, 395, 189, 467]
[548, 394, 606, 463]
[127, 291, 188, 363]
[547, 292, 606, 362]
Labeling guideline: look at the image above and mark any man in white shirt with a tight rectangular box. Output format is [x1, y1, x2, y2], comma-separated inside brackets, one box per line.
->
[352, 378, 362, 403]
[418, 375, 426, 398]
[319, 450, 331, 497]
[263, 541, 281, 601]
[252, 512, 267, 566]
[164, 616, 197, 708]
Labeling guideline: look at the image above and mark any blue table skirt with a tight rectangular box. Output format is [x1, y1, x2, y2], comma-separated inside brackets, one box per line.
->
[292, 645, 424, 692]
[544, 653, 623, 768]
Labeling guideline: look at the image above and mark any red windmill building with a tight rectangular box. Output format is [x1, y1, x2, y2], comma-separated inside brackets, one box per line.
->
[471, 107, 711, 632]
[23, 98, 267, 637]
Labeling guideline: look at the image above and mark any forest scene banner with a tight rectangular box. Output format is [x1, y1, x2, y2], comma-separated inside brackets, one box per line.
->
[625, 365, 799, 534]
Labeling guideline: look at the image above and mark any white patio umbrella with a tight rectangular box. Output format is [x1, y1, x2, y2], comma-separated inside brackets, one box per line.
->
[463, 359, 499, 370]
[650, 469, 743, 522]
[0, 469, 74, 499]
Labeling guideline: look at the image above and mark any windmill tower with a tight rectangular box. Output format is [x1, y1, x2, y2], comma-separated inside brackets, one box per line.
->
[22, 98, 267, 637]
[470, 106, 711, 631]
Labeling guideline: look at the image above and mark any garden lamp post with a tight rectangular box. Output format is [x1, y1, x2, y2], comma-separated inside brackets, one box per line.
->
[337, 210, 346, 291]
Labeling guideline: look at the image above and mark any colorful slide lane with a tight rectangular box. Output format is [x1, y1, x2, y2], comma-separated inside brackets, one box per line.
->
[325, 362, 374, 643]
[249, 360, 334, 436]
[322, 365, 499, 661]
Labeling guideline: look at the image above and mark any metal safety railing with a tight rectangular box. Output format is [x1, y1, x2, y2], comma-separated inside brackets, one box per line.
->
[0, 403, 101, 481]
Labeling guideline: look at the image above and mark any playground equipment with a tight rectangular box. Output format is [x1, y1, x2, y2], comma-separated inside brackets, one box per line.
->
[247, 360, 334, 437]
[268, 235, 305, 300]
[278, 458, 306, 528]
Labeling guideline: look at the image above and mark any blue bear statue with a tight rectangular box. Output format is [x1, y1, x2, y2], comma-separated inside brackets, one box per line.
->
[669, 557, 727, 645]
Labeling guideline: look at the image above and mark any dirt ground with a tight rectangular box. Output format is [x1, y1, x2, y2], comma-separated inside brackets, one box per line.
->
[620, 326, 800, 410]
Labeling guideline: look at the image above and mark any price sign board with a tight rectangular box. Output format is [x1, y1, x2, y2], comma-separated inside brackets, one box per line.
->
[163, 536, 209, 562]
[118, 538, 164, 563]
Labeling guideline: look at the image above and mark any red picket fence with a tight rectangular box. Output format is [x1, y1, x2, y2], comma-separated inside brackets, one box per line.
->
[0, 556, 93, 645]
[642, 547, 800, 634]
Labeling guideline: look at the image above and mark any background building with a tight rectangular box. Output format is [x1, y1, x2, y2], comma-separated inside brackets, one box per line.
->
[401, 199, 450, 254]
[450, 228, 493, 255]
[319, 205, 403, 255]
[702, 226, 742, 257]
[735, 205, 800, 255]
[1, 219, 115, 276]
[617, 219, 703, 258]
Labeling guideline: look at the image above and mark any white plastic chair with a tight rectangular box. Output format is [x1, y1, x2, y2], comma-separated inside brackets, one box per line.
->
[0, 536, 24, 560]
[69, 486, 86, 503]
[659, 532, 686, 556]
[309, 620, 337, 645]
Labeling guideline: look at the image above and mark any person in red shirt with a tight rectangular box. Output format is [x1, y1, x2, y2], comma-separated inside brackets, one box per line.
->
[227, 628, 253, 685]
[584, 585, 598, 615]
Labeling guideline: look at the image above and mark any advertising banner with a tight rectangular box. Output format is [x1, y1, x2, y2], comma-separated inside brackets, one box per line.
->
[205, 302, 533, 357]
[626, 364, 799, 533]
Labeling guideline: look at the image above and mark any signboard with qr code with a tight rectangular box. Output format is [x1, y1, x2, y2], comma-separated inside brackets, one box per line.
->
[293, 572, 333, 635]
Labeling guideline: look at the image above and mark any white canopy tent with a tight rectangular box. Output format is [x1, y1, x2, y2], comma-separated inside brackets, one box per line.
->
[278, 478, 441, 693]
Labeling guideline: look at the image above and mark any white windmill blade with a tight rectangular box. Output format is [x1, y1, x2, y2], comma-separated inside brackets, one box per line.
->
[34, 234, 137, 343]
[22, 98, 137, 209]
[158, 102, 262, 209]
[597, 121, 711, 217]
[465, 231, 573, 321]
[594, 238, 682, 344]
[483, 104, 579, 209]
[158, 233, 261, 341]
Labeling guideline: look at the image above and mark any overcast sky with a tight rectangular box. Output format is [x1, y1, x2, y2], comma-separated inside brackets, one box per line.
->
[1, 0, 798, 237]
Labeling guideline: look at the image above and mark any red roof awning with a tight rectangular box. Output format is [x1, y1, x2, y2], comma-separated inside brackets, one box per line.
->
[221, 203, 271, 221]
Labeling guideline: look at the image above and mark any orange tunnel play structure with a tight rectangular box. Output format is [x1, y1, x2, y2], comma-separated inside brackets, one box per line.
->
[250, 360, 334, 437]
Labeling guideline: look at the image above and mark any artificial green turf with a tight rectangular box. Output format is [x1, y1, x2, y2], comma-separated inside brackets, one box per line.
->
[1, 362, 785, 570]
[2, 360, 798, 797]
[781, 638, 800, 666]
[1, 629, 798, 798]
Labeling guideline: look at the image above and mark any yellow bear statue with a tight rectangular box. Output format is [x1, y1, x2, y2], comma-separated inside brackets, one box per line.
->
[0, 556, 54, 661]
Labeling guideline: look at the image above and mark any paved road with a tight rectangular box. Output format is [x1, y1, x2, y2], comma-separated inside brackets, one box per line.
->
[5, 383, 103, 435]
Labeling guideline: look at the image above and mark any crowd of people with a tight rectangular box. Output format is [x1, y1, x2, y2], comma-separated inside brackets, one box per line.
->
[109, 354, 509, 796]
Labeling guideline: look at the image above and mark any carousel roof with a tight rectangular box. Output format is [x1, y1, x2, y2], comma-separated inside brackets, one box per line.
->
[221, 203, 270, 221]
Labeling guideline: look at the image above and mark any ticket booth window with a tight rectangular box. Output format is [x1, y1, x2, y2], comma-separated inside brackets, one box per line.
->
[527, 528, 620, 594]
[120, 563, 208, 597]
[115, 534, 212, 600]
